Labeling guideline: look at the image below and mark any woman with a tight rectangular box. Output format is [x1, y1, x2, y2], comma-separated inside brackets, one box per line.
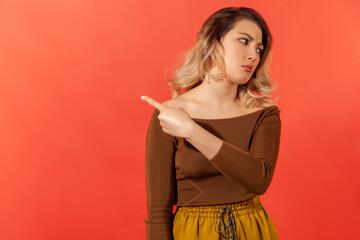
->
[141, 7, 281, 240]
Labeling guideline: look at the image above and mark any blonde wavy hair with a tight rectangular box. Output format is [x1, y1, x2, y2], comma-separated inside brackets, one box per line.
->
[166, 7, 278, 108]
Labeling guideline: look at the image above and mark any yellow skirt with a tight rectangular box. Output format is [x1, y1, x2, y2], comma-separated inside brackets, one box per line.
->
[173, 196, 279, 240]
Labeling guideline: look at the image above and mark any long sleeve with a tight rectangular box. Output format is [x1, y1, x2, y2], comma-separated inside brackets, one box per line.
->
[144, 108, 177, 240]
[208, 107, 281, 195]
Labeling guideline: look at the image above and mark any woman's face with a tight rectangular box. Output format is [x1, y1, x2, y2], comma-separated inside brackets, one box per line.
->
[217, 19, 264, 85]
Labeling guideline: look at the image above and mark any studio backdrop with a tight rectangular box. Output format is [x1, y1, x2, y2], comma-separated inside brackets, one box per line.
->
[0, 0, 359, 239]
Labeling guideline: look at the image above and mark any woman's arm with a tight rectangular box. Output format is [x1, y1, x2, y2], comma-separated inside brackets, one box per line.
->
[185, 107, 281, 195]
[144, 109, 177, 240]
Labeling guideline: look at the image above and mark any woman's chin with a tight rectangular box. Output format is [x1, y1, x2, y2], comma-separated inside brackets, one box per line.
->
[234, 78, 251, 85]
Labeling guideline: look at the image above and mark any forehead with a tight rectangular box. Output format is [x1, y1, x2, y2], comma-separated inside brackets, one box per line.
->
[228, 19, 262, 40]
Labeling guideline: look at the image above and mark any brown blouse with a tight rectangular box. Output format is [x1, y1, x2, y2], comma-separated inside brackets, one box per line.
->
[144, 105, 281, 239]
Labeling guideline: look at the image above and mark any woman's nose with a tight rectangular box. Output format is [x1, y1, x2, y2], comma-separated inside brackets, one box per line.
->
[247, 49, 258, 61]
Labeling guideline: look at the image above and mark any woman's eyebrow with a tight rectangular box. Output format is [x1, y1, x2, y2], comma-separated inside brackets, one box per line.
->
[238, 32, 263, 47]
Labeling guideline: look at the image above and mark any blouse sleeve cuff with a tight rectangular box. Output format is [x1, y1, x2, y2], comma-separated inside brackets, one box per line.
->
[208, 140, 225, 162]
[208, 140, 249, 164]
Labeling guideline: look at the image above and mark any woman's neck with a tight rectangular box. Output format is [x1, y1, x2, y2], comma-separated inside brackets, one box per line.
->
[193, 78, 240, 109]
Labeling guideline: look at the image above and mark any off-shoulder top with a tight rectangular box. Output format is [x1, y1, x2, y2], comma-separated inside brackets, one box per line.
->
[144, 105, 281, 239]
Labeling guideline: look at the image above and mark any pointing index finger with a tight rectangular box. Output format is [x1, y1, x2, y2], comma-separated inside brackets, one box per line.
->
[140, 95, 166, 112]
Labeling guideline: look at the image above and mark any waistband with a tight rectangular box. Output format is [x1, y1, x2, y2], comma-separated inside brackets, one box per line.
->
[176, 196, 263, 240]
[176, 195, 262, 217]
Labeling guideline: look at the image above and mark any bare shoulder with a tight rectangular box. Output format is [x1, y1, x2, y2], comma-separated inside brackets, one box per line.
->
[160, 92, 199, 116]
[161, 96, 186, 108]
[260, 97, 278, 108]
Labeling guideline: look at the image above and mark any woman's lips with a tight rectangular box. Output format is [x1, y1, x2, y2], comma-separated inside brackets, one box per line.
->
[242, 65, 252, 72]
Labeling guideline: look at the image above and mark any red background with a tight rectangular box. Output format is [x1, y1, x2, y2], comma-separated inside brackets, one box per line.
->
[0, 0, 359, 239]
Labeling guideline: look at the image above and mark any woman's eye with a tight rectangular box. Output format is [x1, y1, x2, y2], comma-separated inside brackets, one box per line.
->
[239, 38, 248, 44]
[240, 38, 263, 54]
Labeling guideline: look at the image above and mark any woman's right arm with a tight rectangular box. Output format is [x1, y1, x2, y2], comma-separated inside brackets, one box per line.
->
[144, 108, 177, 240]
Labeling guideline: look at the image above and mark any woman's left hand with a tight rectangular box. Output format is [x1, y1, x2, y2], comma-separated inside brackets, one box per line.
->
[140, 95, 195, 139]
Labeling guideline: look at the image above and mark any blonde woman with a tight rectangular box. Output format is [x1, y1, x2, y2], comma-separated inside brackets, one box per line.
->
[141, 7, 281, 240]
